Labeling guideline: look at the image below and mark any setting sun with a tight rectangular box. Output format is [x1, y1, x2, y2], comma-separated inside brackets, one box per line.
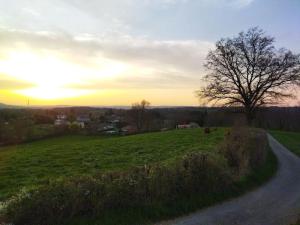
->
[0, 50, 128, 100]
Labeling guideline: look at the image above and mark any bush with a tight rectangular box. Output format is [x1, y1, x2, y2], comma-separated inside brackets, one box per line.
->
[219, 126, 268, 177]
[204, 127, 211, 134]
[1, 127, 269, 225]
[2, 154, 231, 225]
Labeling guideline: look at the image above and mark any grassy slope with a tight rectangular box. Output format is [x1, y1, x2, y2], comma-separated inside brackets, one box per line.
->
[270, 130, 300, 156]
[0, 128, 225, 201]
[66, 144, 278, 225]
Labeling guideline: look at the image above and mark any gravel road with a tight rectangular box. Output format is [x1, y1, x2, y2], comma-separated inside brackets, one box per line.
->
[158, 134, 300, 225]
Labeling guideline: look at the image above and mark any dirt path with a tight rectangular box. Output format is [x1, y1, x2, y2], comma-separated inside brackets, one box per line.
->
[158, 134, 300, 225]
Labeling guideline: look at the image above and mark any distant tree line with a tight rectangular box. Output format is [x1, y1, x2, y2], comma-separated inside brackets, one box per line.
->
[0, 105, 299, 146]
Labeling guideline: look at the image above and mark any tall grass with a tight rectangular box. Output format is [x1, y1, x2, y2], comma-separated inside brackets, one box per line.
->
[1, 127, 273, 225]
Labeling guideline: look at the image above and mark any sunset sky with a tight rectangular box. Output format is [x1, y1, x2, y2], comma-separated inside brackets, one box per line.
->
[0, 0, 299, 106]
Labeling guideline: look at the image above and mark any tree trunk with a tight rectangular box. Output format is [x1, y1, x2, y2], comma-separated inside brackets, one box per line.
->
[245, 106, 255, 126]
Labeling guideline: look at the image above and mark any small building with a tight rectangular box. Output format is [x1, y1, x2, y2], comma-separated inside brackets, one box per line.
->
[76, 115, 91, 128]
[95, 122, 119, 134]
[54, 114, 68, 126]
[177, 124, 191, 129]
[57, 114, 67, 120]
[176, 122, 199, 129]
[76, 115, 91, 123]
[189, 122, 200, 128]
[72, 121, 85, 129]
[97, 123, 113, 132]
[104, 129, 119, 135]
[121, 125, 137, 135]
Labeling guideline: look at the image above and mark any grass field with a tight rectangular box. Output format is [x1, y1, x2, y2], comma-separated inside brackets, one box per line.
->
[66, 146, 277, 225]
[0, 128, 225, 201]
[270, 130, 300, 156]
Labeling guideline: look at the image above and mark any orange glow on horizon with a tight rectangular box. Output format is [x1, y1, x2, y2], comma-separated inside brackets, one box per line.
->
[0, 50, 128, 100]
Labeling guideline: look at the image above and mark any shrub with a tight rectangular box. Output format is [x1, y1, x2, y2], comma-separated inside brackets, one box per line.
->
[1, 153, 231, 225]
[219, 126, 268, 177]
[204, 127, 210, 134]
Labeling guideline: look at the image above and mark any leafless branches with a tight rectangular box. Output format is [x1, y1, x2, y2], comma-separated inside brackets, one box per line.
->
[199, 27, 300, 122]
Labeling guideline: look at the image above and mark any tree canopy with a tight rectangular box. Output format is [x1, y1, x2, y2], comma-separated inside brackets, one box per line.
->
[199, 27, 300, 123]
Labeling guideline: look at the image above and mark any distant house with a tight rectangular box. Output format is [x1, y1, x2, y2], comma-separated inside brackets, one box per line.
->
[97, 123, 111, 132]
[176, 122, 199, 129]
[54, 114, 69, 126]
[96, 122, 119, 134]
[177, 124, 190, 129]
[72, 121, 85, 129]
[76, 115, 91, 128]
[104, 129, 119, 135]
[121, 125, 137, 135]
[107, 114, 121, 123]
[57, 114, 67, 120]
[189, 122, 200, 128]
[77, 115, 91, 123]
[110, 119, 120, 124]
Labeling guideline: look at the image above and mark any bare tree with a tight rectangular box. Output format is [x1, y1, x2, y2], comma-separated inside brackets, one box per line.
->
[128, 100, 151, 132]
[198, 27, 300, 124]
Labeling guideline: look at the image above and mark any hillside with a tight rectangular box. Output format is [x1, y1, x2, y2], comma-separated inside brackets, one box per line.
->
[0, 128, 225, 200]
[0, 103, 10, 108]
[0, 103, 21, 109]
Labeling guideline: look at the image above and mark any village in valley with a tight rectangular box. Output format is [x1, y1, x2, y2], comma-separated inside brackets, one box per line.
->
[0, 103, 210, 146]
[53, 108, 200, 136]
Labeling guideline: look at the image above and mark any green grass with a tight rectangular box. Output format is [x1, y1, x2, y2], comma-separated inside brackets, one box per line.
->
[0, 128, 225, 201]
[270, 130, 300, 156]
[30, 124, 56, 139]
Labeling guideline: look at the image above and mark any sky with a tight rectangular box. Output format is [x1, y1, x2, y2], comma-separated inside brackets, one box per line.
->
[0, 0, 299, 106]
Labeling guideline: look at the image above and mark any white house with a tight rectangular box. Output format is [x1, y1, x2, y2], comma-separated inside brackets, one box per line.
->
[76, 115, 91, 128]
[176, 122, 199, 129]
[54, 114, 69, 126]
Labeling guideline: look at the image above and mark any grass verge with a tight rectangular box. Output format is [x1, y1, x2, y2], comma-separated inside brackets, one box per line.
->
[269, 130, 300, 156]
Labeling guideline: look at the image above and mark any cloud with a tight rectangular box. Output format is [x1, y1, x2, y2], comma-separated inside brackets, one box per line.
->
[201, 0, 254, 8]
[21, 7, 41, 17]
[66, 70, 202, 90]
[144, 0, 189, 5]
[229, 0, 254, 8]
[0, 76, 34, 90]
[94, 38, 212, 73]
[0, 28, 212, 90]
[0, 27, 212, 70]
